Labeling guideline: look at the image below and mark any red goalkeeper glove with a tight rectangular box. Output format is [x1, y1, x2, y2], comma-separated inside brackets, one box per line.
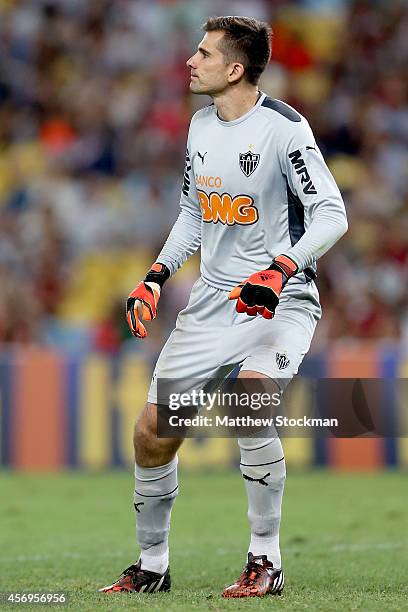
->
[126, 263, 170, 339]
[228, 255, 298, 319]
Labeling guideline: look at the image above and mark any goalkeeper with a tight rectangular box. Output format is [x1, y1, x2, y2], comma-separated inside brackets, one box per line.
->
[99, 15, 347, 598]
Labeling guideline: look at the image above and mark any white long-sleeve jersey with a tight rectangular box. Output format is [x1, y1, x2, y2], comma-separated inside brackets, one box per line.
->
[156, 92, 348, 311]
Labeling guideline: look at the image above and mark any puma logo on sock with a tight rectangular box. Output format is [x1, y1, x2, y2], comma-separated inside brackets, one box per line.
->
[242, 472, 270, 486]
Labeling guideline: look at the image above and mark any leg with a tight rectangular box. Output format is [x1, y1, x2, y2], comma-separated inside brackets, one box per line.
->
[99, 402, 183, 593]
[222, 306, 317, 596]
[237, 371, 286, 570]
[133, 402, 184, 574]
[134, 402, 183, 467]
[222, 370, 286, 598]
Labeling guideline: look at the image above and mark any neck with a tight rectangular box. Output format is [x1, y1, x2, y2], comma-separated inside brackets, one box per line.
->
[213, 86, 261, 122]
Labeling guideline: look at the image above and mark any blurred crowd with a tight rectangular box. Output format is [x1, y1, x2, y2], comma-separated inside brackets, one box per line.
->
[0, 0, 407, 355]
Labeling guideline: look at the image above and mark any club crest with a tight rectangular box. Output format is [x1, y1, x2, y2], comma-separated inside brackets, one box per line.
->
[276, 352, 290, 370]
[239, 151, 260, 177]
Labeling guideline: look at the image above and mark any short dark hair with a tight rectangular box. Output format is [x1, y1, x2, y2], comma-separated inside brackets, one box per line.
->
[203, 16, 272, 86]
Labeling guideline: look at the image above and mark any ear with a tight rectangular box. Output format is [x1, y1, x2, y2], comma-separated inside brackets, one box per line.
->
[227, 62, 245, 84]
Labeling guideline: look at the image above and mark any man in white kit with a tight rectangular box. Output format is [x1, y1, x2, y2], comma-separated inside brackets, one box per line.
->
[99, 15, 347, 598]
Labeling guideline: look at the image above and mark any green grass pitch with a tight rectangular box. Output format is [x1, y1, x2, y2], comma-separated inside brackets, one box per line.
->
[0, 470, 407, 611]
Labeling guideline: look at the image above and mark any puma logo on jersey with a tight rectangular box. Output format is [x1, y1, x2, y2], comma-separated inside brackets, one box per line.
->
[198, 190, 258, 226]
[288, 149, 317, 195]
[197, 151, 207, 164]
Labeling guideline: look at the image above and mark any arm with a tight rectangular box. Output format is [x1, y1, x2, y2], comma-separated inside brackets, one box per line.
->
[126, 122, 202, 338]
[281, 120, 348, 272]
[156, 116, 203, 274]
[229, 119, 348, 319]
[154, 186, 202, 276]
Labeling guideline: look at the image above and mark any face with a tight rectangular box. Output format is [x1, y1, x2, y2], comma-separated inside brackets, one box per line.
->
[186, 31, 243, 95]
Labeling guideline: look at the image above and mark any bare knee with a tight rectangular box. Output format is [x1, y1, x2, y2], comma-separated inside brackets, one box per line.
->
[134, 402, 183, 467]
[133, 413, 152, 462]
[238, 370, 279, 393]
[239, 370, 268, 379]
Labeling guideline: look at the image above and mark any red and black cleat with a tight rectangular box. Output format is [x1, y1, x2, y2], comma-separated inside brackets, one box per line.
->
[222, 552, 284, 598]
[98, 560, 170, 594]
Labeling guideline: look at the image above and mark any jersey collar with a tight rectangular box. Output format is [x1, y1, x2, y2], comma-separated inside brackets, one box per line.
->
[215, 91, 267, 127]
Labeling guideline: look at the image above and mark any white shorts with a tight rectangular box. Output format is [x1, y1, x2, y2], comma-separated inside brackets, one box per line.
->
[148, 278, 318, 405]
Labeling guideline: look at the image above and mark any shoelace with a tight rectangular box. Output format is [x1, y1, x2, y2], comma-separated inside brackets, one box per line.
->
[121, 564, 144, 584]
[239, 561, 265, 587]
[122, 563, 159, 588]
[123, 564, 138, 576]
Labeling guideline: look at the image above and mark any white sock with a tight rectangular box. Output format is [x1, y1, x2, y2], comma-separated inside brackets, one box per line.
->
[134, 457, 178, 574]
[239, 437, 286, 569]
